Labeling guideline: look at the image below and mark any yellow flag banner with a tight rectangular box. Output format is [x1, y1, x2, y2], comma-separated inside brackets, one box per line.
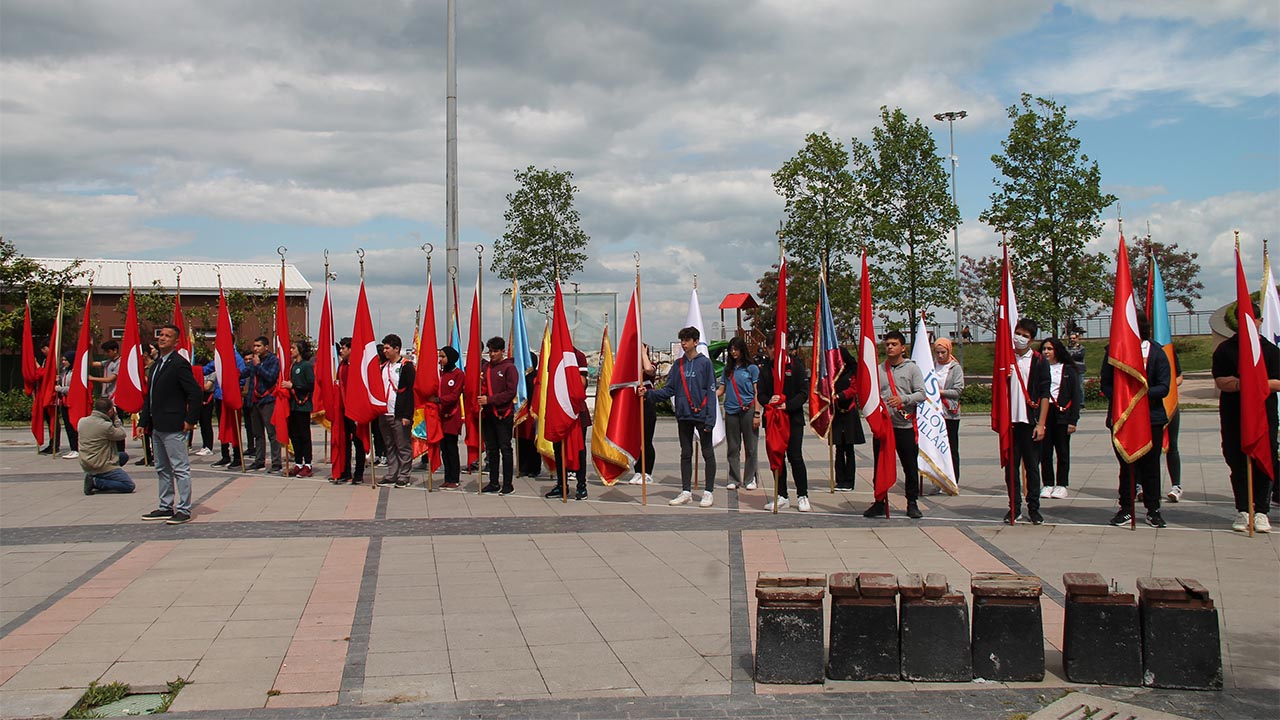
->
[591, 326, 629, 485]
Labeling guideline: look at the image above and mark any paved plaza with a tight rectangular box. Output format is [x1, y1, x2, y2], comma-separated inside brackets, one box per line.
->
[1, 410, 1277, 719]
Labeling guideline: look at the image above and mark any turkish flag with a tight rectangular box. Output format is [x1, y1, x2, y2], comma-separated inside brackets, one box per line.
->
[991, 246, 1015, 468]
[605, 287, 644, 467]
[544, 283, 587, 469]
[270, 278, 292, 444]
[214, 287, 242, 413]
[857, 252, 896, 507]
[345, 281, 387, 423]
[32, 300, 62, 446]
[20, 301, 39, 395]
[1107, 233, 1153, 463]
[114, 289, 146, 414]
[1236, 247, 1274, 480]
[764, 257, 791, 473]
[313, 286, 335, 422]
[463, 286, 483, 465]
[66, 298, 94, 430]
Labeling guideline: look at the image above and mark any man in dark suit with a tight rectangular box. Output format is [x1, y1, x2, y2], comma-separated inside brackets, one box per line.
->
[139, 323, 202, 524]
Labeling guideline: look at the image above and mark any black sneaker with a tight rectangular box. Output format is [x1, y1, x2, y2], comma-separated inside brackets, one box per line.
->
[211, 458, 231, 468]
[481, 483, 502, 494]
[545, 485, 565, 499]
[83, 474, 95, 496]
[141, 508, 173, 521]
[1003, 510, 1023, 524]
[862, 501, 886, 518]
[574, 488, 588, 501]
[374, 478, 395, 488]
[1146, 511, 1167, 528]
[246, 462, 266, 472]
[500, 485, 516, 496]
[906, 503, 923, 519]
[394, 480, 410, 489]
[1110, 510, 1133, 526]
[166, 511, 191, 525]
[1028, 509, 1044, 525]
[351, 478, 364, 485]
[268, 465, 283, 475]
[133, 457, 149, 466]
[39, 446, 54, 455]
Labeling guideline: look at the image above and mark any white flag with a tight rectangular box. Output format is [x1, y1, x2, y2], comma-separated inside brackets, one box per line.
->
[911, 317, 958, 495]
[1260, 258, 1280, 424]
[686, 288, 726, 447]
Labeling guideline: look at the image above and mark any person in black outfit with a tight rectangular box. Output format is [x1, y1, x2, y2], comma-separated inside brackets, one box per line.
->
[1212, 319, 1280, 532]
[757, 337, 810, 512]
[1101, 313, 1171, 528]
[831, 347, 865, 491]
[628, 344, 659, 485]
[1005, 319, 1051, 524]
[1038, 338, 1082, 499]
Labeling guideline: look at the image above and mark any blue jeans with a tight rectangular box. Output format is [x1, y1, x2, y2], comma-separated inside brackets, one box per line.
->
[90, 451, 135, 493]
[152, 431, 192, 513]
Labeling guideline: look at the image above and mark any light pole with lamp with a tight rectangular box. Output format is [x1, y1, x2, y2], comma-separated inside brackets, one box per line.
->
[934, 109, 967, 364]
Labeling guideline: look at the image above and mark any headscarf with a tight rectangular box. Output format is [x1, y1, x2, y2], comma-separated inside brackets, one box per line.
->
[439, 345, 459, 373]
[933, 337, 953, 364]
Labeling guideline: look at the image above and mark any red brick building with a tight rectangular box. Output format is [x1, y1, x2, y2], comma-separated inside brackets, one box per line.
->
[31, 258, 311, 358]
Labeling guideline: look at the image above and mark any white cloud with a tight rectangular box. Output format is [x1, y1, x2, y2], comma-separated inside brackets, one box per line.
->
[1064, 0, 1278, 30]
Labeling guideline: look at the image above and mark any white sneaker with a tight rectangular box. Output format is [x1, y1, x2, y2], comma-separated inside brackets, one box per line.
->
[1040, 486, 1053, 499]
[1051, 486, 1068, 499]
[725, 481, 738, 490]
[195, 447, 214, 456]
[1232, 511, 1250, 532]
[797, 496, 811, 512]
[745, 479, 758, 490]
[1167, 485, 1183, 502]
[700, 491, 714, 508]
[669, 491, 692, 506]
[642, 473, 654, 484]
[62, 451, 79, 459]
[1255, 513, 1272, 533]
[627, 472, 644, 485]
[764, 497, 790, 512]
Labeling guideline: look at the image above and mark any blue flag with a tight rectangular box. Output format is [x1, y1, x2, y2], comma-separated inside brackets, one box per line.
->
[510, 278, 532, 412]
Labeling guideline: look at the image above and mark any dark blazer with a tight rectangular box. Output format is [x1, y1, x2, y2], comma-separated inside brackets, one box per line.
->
[831, 363, 866, 445]
[385, 360, 415, 422]
[757, 353, 809, 427]
[1046, 363, 1083, 426]
[1100, 342, 1172, 427]
[141, 352, 202, 433]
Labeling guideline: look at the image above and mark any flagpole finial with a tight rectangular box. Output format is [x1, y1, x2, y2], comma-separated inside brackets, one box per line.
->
[693, 274, 698, 290]
[277, 245, 287, 262]
[634, 251, 640, 272]
[356, 247, 366, 281]
[1234, 230, 1240, 252]
[213, 264, 222, 286]
[126, 262, 133, 287]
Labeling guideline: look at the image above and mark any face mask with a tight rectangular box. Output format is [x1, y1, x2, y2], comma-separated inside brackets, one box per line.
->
[1013, 335, 1030, 351]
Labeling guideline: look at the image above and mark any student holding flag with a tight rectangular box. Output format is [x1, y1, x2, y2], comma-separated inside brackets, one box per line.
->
[757, 334, 810, 512]
[434, 346, 465, 489]
[640, 326, 718, 507]
[862, 330, 926, 519]
[478, 337, 518, 495]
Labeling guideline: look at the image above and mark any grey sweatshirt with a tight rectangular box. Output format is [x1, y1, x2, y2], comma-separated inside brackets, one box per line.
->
[879, 358, 926, 429]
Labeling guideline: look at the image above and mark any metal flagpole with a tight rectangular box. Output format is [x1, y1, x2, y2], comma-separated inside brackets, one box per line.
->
[278, 247, 293, 478]
[773, 230, 783, 515]
[692, 274, 700, 496]
[358, 249, 375, 491]
[636, 253, 647, 506]
[476, 245, 486, 495]
[423, 243, 436, 493]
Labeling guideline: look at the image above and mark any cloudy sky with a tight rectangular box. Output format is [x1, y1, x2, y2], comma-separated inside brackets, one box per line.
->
[2, 0, 1276, 346]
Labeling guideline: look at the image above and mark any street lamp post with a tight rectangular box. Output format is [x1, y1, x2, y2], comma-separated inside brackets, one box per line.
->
[934, 110, 967, 365]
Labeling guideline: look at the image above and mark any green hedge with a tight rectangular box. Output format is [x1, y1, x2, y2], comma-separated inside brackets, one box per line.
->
[0, 388, 32, 422]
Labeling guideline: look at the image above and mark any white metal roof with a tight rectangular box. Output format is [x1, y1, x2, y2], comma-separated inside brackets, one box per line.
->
[29, 258, 312, 296]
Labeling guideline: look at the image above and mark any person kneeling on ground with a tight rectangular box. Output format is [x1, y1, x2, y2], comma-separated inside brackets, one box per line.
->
[78, 397, 136, 495]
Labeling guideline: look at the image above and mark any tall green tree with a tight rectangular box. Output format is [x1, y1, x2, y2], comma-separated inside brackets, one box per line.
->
[759, 132, 865, 346]
[981, 94, 1116, 336]
[855, 106, 959, 334]
[0, 238, 88, 389]
[1126, 234, 1204, 312]
[491, 166, 590, 296]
